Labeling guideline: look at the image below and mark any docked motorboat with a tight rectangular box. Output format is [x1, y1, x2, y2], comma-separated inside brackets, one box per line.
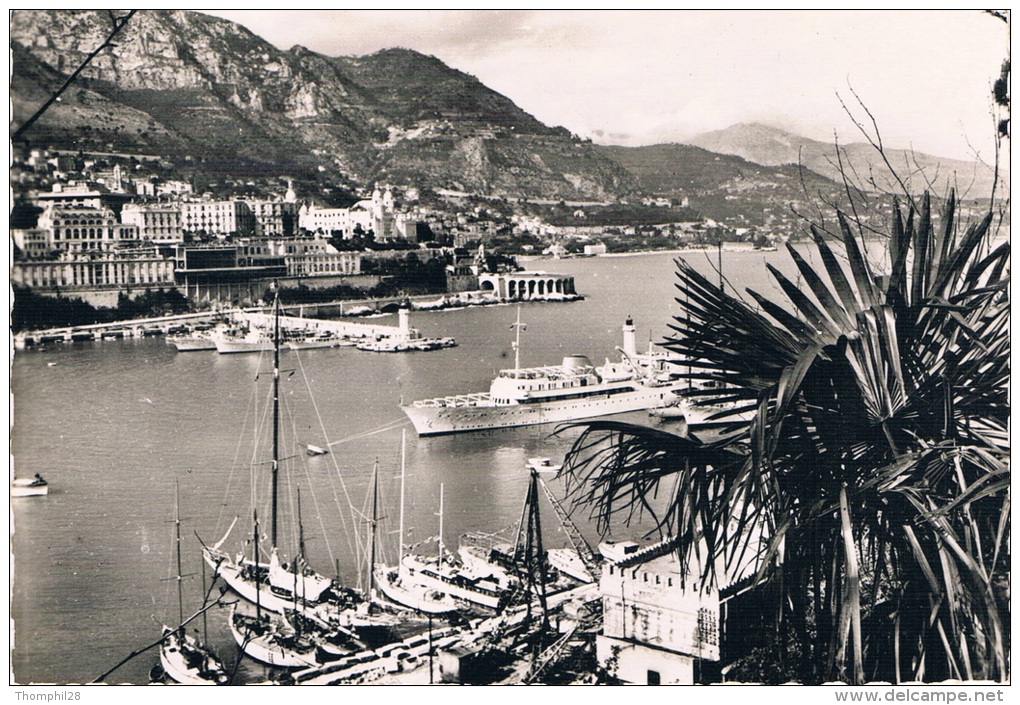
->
[166, 332, 217, 352]
[12, 474, 48, 497]
[210, 326, 276, 354]
[286, 332, 356, 350]
[526, 457, 562, 476]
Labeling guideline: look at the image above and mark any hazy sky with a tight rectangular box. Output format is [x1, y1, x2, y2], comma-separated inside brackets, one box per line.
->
[206, 10, 1008, 163]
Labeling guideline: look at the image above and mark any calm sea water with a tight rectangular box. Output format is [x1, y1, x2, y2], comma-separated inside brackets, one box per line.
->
[10, 248, 802, 684]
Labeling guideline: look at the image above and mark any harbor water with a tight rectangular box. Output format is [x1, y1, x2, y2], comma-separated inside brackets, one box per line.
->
[10, 248, 801, 684]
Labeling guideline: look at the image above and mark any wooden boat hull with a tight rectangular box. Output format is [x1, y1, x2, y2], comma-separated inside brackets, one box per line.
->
[159, 627, 229, 685]
[230, 609, 322, 669]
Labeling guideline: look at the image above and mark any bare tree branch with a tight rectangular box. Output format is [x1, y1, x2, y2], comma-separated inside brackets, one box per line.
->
[837, 85, 919, 210]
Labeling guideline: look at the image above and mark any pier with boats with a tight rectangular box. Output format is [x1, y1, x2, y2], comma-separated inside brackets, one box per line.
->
[15, 303, 457, 355]
[147, 292, 609, 685]
[14, 253, 751, 686]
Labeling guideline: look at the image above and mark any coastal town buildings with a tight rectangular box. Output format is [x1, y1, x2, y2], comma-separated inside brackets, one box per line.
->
[11, 249, 176, 292]
[298, 186, 404, 241]
[35, 204, 139, 252]
[180, 199, 256, 238]
[120, 203, 184, 244]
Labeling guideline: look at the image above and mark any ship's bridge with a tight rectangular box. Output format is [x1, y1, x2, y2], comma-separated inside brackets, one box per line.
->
[488, 355, 601, 404]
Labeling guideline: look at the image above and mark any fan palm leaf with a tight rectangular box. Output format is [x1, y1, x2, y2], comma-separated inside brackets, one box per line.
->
[560, 191, 1008, 683]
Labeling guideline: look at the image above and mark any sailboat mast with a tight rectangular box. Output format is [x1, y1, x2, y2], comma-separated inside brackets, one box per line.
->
[369, 458, 379, 596]
[271, 288, 280, 548]
[253, 509, 262, 621]
[297, 487, 306, 560]
[296, 487, 304, 611]
[398, 430, 406, 566]
[174, 479, 184, 631]
[437, 483, 445, 570]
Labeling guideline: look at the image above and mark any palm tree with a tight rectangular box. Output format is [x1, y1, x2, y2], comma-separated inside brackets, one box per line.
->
[559, 192, 1009, 684]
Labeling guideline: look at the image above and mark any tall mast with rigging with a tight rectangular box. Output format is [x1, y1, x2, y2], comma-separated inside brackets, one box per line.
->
[369, 458, 380, 597]
[437, 484, 445, 570]
[173, 479, 185, 633]
[398, 430, 406, 573]
[271, 287, 281, 548]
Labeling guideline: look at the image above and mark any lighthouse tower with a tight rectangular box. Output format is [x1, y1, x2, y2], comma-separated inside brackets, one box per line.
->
[622, 316, 637, 358]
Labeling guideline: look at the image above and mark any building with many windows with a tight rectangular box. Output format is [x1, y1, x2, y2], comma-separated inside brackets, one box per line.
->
[285, 249, 360, 277]
[36, 205, 139, 253]
[34, 181, 134, 220]
[249, 199, 299, 237]
[299, 201, 373, 238]
[596, 540, 721, 685]
[180, 200, 255, 238]
[297, 185, 404, 241]
[11, 228, 52, 259]
[120, 203, 184, 244]
[11, 250, 175, 290]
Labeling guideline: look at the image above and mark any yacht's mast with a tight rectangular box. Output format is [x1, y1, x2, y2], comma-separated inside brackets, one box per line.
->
[173, 479, 184, 631]
[297, 487, 306, 561]
[253, 509, 262, 621]
[271, 288, 281, 548]
[511, 306, 526, 373]
[369, 458, 379, 596]
[437, 483, 445, 571]
[398, 430, 406, 568]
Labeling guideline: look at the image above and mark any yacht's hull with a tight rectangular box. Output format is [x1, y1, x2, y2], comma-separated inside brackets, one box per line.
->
[159, 627, 229, 685]
[205, 547, 397, 630]
[457, 545, 517, 590]
[166, 335, 216, 352]
[286, 338, 355, 350]
[230, 609, 322, 669]
[403, 383, 683, 436]
[203, 548, 296, 614]
[547, 548, 593, 584]
[400, 556, 504, 610]
[373, 565, 459, 615]
[213, 339, 274, 354]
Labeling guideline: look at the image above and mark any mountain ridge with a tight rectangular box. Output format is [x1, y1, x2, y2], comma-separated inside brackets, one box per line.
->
[10, 11, 1000, 207]
[10, 9, 635, 200]
[685, 122, 1003, 197]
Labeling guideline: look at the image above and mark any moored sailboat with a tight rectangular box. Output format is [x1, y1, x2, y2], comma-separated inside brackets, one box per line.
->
[373, 433, 460, 615]
[203, 288, 386, 642]
[230, 604, 322, 669]
[396, 484, 508, 611]
[227, 509, 339, 670]
[159, 480, 229, 685]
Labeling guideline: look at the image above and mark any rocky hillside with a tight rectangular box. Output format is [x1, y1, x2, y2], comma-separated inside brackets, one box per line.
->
[10, 9, 636, 200]
[596, 143, 844, 226]
[688, 123, 1003, 198]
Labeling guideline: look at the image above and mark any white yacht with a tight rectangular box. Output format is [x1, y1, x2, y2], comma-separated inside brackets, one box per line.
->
[210, 325, 275, 354]
[401, 312, 687, 436]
